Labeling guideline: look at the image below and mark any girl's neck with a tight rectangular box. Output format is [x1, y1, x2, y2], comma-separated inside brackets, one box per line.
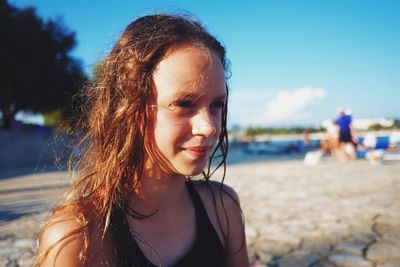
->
[129, 170, 188, 213]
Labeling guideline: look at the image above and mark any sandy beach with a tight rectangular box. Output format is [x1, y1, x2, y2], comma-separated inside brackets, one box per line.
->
[1, 152, 400, 266]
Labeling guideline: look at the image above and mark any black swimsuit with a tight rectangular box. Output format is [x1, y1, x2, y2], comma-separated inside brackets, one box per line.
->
[111, 181, 224, 267]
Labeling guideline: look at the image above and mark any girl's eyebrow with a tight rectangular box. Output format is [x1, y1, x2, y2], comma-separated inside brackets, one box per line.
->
[170, 90, 202, 101]
[214, 93, 227, 100]
[169, 90, 227, 101]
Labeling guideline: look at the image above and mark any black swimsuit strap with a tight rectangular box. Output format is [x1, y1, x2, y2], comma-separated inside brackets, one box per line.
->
[185, 180, 207, 222]
[185, 180, 220, 237]
[176, 180, 224, 267]
[110, 204, 142, 266]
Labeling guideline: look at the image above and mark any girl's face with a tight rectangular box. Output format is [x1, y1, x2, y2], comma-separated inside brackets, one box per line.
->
[151, 46, 227, 176]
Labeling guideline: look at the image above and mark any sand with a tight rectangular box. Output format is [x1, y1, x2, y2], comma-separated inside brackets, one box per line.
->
[1, 153, 400, 266]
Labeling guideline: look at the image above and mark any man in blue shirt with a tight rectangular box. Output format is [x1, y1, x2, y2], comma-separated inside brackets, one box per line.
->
[335, 107, 356, 160]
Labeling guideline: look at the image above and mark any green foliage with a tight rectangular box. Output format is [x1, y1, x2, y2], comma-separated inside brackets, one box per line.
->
[43, 109, 63, 130]
[368, 124, 384, 131]
[367, 121, 400, 131]
[244, 126, 322, 136]
[0, 0, 87, 129]
[393, 119, 400, 129]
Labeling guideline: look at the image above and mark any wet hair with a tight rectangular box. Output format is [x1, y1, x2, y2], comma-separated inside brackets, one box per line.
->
[34, 13, 231, 266]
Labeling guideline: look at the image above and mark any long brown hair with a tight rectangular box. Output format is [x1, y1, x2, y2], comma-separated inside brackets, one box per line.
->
[35, 13, 231, 266]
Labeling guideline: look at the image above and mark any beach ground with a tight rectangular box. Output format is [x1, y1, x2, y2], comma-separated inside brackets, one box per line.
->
[1, 155, 400, 266]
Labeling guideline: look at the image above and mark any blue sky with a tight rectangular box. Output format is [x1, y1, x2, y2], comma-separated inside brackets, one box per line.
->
[11, 0, 400, 127]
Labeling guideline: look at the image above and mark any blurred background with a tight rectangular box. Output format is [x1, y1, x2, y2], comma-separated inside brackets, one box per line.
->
[1, 1, 400, 266]
[3, 0, 400, 126]
[1, 0, 399, 166]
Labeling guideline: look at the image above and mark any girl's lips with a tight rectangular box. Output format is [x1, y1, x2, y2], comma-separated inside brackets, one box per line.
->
[183, 146, 210, 159]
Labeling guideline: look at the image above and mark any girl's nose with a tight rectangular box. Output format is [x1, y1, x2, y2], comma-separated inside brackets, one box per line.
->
[191, 110, 217, 137]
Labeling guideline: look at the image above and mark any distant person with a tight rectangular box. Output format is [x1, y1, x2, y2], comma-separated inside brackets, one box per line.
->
[362, 132, 383, 164]
[303, 130, 310, 146]
[363, 132, 377, 150]
[389, 131, 400, 150]
[320, 120, 339, 158]
[34, 14, 248, 267]
[334, 107, 356, 161]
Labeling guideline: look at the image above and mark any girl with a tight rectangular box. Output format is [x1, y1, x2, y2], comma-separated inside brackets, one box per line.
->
[35, 14, 249, 267]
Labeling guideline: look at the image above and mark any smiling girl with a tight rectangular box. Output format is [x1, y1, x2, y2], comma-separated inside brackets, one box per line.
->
[35, 14, 249, 267]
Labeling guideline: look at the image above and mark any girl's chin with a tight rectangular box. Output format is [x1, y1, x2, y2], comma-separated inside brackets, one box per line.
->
[179, 168, 205, 177]
[177, 163, 208, 177]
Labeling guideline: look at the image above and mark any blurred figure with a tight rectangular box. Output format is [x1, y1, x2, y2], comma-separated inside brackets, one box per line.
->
[303, 130, 310, 146]
[363, 132, 377, 150]
[321, 120, 339, 158]
[389, 131, 400, 150]
[363, 132, 383, 165]
[334, 107, 356, 161]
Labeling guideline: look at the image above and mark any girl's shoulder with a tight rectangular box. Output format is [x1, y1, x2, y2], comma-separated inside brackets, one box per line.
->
[37, 205, 114, 266]
[191, 179, 241, 209]
[36, 205, 86, 266]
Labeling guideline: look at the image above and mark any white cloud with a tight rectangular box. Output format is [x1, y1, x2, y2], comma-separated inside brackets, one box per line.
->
[263, 86, 326, 124]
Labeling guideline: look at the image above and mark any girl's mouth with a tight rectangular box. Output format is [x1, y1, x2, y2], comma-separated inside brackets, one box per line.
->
[184, 146, 209, 159]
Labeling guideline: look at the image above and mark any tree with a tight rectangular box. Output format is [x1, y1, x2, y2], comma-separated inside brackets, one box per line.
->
[393, 119, 400, 129]
[0, 0, 87, 129]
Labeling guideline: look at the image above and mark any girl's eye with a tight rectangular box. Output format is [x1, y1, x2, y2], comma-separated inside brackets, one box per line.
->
[169, 100, 194, 111]
[168, 100, 196, 117]
[174, 100, 194, 108]
[211, 101, 225, 109]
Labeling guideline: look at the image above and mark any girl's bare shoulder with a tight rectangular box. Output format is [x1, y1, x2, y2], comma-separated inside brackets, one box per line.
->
[37, 205, 114, 266]
[37, 206, 86, 266]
